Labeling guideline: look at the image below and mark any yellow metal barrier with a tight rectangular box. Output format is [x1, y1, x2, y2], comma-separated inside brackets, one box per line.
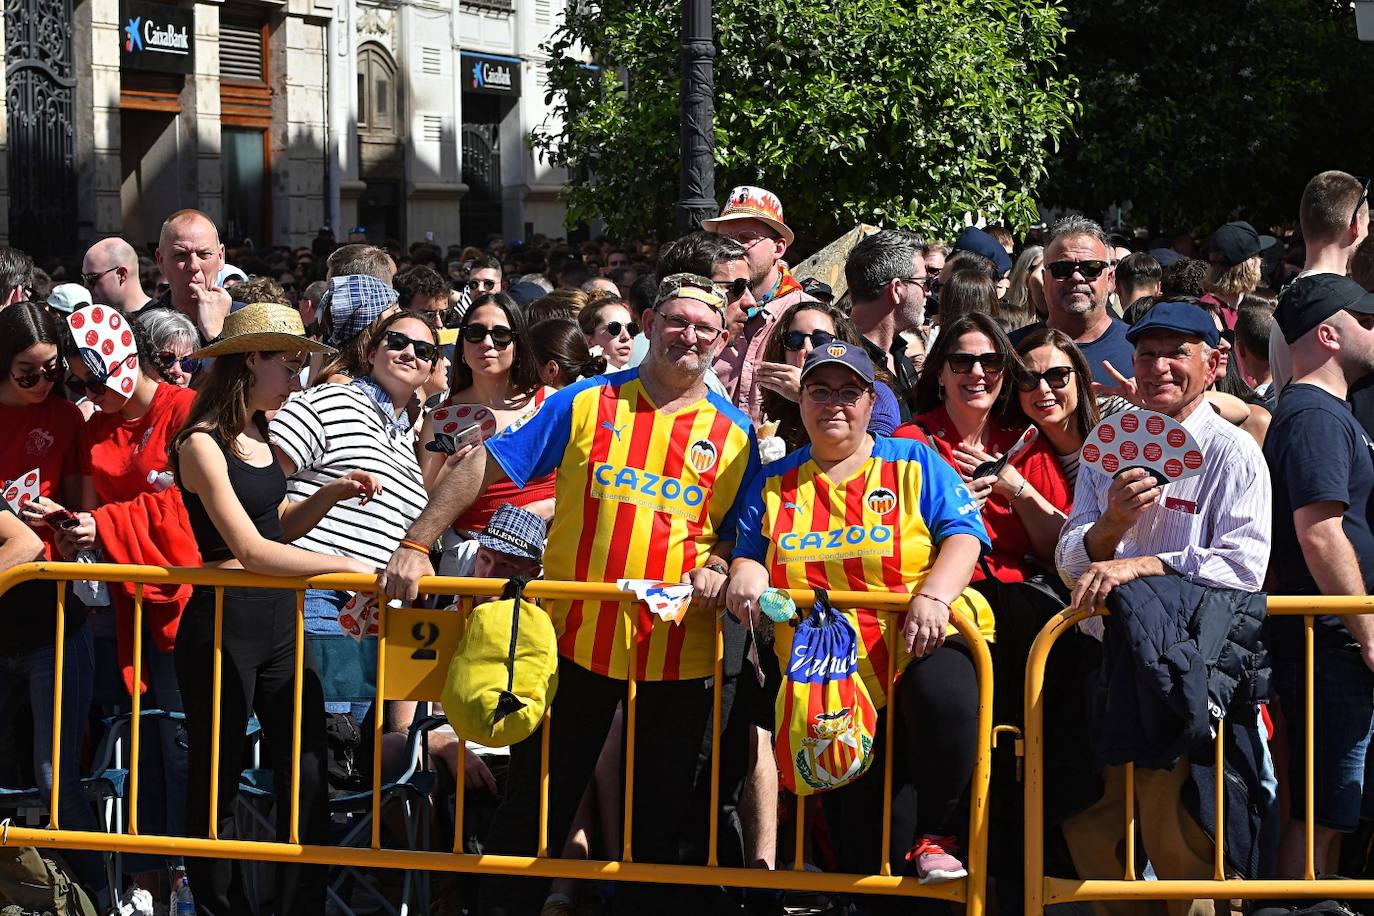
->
[1024, 596, 1374, 913]
[0, 561, 995, 912]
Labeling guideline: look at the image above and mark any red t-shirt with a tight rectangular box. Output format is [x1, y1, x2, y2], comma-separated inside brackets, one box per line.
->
[83, 383, 196, 505]
[898, 406, 1071, 583]
[0, 392, 87, 559]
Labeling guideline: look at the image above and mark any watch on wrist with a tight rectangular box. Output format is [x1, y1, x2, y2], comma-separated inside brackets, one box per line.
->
[705, 559, 729, 575]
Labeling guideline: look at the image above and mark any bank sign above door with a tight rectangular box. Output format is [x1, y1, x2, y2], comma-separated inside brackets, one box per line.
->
[121, 0, 194, 74]
[462, 53, 521, 97]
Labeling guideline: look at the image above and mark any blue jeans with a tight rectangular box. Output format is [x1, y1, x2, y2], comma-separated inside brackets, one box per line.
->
[1274, 636, 1374, 832]
[0, 624, 104, 890]
[304, 588, 374, 719]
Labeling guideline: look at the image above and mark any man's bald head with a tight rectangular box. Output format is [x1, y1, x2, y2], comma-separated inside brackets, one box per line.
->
[158, 209, 220, 252]
[84, 237, 139, 272]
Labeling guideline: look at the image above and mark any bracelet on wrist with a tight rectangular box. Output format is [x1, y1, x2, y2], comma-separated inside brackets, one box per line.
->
[398, 538, 432, 555]
[1011, 479, 1028, 501]
[916, 592, 953, 612]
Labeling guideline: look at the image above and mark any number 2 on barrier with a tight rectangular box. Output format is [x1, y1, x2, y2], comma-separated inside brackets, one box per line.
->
[384, 608, 463, 701]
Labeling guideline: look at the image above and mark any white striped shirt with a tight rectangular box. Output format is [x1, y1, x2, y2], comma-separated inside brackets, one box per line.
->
[269, 384, 429, 570]
[1056, 399, 1272, 591]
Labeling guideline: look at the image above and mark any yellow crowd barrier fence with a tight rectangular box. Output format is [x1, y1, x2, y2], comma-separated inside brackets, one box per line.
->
[0, 561, 995, 913]
[1024, 596, 1374, 914]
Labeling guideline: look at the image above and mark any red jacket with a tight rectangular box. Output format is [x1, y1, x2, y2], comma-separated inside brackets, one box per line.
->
[93, 487, 201, 694]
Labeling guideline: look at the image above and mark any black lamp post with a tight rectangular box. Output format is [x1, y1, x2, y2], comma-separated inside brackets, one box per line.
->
[676, 0, 717, 230]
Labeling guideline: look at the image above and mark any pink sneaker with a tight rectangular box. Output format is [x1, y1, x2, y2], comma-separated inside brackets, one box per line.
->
[906, 835, 968, 884]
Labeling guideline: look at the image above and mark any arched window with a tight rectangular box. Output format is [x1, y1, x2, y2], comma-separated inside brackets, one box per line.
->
[357, 43, 399, 136]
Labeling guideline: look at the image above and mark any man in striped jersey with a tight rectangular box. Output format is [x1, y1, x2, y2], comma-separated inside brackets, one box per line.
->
[1055, 301, 1272, 915]
[382, 273, 760, 915]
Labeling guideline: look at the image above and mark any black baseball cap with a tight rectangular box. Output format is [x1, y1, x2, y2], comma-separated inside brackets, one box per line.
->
[1275, 273, 1374, 344]
[1208, 221, 1277, 267]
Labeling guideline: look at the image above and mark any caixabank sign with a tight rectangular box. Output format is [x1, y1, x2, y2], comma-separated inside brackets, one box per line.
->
[461, 52, 521, 98]
[121, 0, 194, 74]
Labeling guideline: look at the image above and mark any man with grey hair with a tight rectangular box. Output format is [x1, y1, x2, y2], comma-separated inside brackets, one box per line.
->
[0, 245, 34, 308]
[153, 208, 232, 342]
[81, 237, 152, 313]
[846, 229, 928, 413]
[1011, 215, 1134, 383]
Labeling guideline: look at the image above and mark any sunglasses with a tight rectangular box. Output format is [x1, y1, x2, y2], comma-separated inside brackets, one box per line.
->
[946, 352, 1007, 375]
[12, 362, 64, 389]
[461, 323, 516, 348]
[717, 278, 750, 301]
[383, 330, 437, 363]
[65, 374, 110, 397]
[600, 321, 639, 338]
[1348, 309, 1374, 331]
[1016, 366, 1074, 392]
[898, 275, 935, 291]
[1354, 176, 1371, 226]
[81, 266, 119, 287]
[158, 351, 203, 375]
[1047, 259, 1113, 281]
[782, 329, 835, 351]
[465, 278, 499, 292]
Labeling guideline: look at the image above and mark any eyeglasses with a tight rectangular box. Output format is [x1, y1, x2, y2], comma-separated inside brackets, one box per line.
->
[802, 384, 869, 406]
[383, 330, 437, 363]
[897, 275, 934, 291]
[461, 323, 516, 348]
[656, 312, 725, 344]
[782, 329, 835, 351]
[945, 352, 1007, 375]
[600, 321, 639, 339]
[1047, 259, 1113, 281]
[11, 362, 63, 389]
[717, 278, 750, 301]
[1354, 176, 1371, 226]
[81, 266, 119, 287]
[157, 351, 203, 375]
[1016, 366, 1074, 391]
[728, 232, 776, 248]
[65, 373, 110, 397]
[465, 278, 499, 292]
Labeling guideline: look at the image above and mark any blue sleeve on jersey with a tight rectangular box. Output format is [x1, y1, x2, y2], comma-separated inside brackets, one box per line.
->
[891, 439, 990, 549]
[485, 380, 588, 487]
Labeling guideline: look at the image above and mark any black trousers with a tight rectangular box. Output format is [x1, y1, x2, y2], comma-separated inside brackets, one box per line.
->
[175, 586, 330, 916]
[822, 641, 980, 916]
[477, 658, 713, 915]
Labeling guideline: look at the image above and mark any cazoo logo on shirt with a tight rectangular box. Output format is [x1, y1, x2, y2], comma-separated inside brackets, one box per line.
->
[590, 463, 708, 522]
[777, 525, 895, 564]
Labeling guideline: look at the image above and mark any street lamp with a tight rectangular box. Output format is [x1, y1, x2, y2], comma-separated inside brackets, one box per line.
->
[676, 0, 717, 230]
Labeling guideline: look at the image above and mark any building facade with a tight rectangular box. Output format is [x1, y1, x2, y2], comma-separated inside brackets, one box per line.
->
[0, 0, 568, 259]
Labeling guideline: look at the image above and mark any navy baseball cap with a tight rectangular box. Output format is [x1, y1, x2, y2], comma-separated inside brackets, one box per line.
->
[800, 339, 875, 385]
[1149, 247, 1181, 268]
[1275, 273, 1374, 344]
[952, 226, 1013, 277]
[1126, 301, 1221, 348]
[1209, 221, 1276, 267]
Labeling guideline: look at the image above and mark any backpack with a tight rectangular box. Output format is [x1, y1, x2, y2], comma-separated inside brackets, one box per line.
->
[442, 576, 559, 747]
[0, 845, 97, 916]
[323, 711, 365, 794]
[774, 588, 878, 796]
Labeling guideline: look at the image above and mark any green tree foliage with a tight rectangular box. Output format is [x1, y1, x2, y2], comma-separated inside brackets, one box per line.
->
[532, 0, 1077, 245]
[1042, 0, 1374, 233]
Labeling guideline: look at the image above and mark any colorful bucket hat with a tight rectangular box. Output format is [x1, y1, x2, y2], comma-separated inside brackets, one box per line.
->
[702, 185, 795, 247]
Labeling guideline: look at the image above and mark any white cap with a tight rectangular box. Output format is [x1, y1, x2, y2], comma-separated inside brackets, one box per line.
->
[47, 283, 93, 315]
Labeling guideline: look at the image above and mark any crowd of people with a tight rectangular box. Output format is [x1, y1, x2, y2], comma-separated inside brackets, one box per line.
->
[0, 170, 1372, 916]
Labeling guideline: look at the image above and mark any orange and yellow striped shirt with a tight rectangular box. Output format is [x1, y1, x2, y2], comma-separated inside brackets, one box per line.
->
[734, 437, 993, 707]
[486, 368, 759, 681]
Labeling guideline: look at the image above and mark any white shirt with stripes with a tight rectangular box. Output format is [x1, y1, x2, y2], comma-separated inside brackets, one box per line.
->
[269, 383, 429, 570]
[1056, 397, 1272, 592]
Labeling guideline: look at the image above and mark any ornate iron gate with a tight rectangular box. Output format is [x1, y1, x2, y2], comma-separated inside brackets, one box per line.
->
[461, 122, 502, 245]
[5, 0, 78, 258]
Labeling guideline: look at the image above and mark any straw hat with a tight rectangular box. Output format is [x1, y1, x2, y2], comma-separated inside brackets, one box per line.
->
[190, 302, 334, 358]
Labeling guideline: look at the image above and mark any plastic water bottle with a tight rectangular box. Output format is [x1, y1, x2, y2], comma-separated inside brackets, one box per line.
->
[172, 869, 195, 916]
[147, 468, 175, 492]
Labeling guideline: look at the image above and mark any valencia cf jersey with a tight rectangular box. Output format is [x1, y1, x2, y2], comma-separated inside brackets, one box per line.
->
[487, 367, 759, 681]
[734, 436, 993, 707]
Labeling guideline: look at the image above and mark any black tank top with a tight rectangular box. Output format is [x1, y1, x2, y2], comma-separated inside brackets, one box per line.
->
[177, 437, 286, 562]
